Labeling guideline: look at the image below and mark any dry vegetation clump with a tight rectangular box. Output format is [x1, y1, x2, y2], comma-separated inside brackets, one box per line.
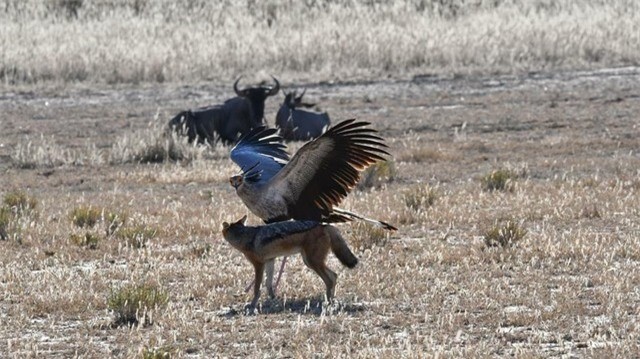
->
[357, 160, 396, 190]
[397, 146, 450, 163]
[348, 222, 389, 251]
[69, 232, 100, 249]
[2, 1, 639, 85]
[3, 190, 38, 215]
[141, 346, 174, 359]
[579, 204, 601, 219]
[110, 121, 204, 165]
[11, 135, 104, 168]
[481, 168, 526, 192]
[0, 191, 38, 242]
[105, 210, 128, 236]
[107, 283, 168, 326]
[69, 206, 101, 228]
[116, 224, 157, 248]
[483, 219, 527, 248]
[404, 184, 438, 211]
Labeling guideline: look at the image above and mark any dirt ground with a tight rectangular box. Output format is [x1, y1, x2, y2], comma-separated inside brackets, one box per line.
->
[1, 67, 639, 357]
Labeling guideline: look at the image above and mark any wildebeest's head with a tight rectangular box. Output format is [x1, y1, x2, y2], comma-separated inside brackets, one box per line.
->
[232, 76, 280, 126]
[234, 75, 280, 103]
[283, 89, 316, 109]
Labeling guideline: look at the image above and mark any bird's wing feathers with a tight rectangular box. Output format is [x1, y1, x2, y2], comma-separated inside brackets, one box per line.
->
[268, 119, 390, 220]
[230, 126, 290, 184]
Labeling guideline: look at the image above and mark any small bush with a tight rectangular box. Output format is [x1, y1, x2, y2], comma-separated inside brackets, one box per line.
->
[117, 225, 157, 248]
[70, 232, 100, 249]
[348, 222, 388, 251]
[69, 206, 101, 228]
[4, 191, 37, 216]
[106, 211, 128, 236]
[110, 122, 202, 165]
[0, 207, 10, 241]
[484, 220, 527, 248]
[1, 191, 38, 242]
[579, 204, 601, 219]
[481, 169, 518, 192]
[404, 185, 437, 211]
[190, 242, 212, 259]
[108, 283, 168, 326]
[49, 0, 83, 19]
[141, 346, 173, 359]
[358, 160, 396, 190]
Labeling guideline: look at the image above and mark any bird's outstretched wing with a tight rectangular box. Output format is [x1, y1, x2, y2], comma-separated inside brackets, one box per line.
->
[230, 126, 290, 184]
[268, 119, 390, 220]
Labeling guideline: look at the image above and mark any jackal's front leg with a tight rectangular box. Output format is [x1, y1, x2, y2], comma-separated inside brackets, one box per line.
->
[250, 262, 265, 308]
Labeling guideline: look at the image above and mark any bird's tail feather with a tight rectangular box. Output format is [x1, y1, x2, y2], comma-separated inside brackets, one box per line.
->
[332, 207, 397, 231]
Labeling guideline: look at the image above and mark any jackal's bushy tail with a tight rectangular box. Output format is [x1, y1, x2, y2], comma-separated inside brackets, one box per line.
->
[327, 226, 358, 268]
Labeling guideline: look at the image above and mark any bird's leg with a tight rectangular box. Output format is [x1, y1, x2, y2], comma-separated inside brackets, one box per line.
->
[273, 256, 288, 292]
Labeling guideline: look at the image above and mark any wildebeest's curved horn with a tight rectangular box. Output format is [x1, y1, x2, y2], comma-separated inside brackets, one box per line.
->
[268, 76, 280, 96]
[234, 76, 243, 96]
[296, 88, 306, 102]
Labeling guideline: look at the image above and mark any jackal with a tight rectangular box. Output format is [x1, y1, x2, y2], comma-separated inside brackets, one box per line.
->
[222, 215, 358, 308]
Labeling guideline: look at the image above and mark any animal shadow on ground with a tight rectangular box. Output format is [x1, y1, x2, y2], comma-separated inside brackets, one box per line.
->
[217, 297, 366, 317]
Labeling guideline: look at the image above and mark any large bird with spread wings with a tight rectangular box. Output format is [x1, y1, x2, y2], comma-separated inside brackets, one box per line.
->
[229, 119, 397, 230]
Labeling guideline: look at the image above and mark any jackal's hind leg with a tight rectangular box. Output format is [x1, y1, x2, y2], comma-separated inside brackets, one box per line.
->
[265, 259, 276, 298]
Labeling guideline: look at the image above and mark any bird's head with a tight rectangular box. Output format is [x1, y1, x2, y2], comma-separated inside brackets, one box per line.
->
[229, 175, 243, 189]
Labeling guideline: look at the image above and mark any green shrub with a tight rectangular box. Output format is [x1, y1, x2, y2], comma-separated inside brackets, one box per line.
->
[108, 283, 168, 326]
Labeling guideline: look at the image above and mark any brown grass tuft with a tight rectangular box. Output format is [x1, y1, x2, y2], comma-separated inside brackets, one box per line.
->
[107, 283, 168, 327]
[69, 206, 101, 228]
[348, 222, 389, 251]
[116, 225, 157, 248]
[358, 160, 396, 190]
[483, 219, 527, 248]
[481, 169, 522, 192]
[403, 185, 438, 211]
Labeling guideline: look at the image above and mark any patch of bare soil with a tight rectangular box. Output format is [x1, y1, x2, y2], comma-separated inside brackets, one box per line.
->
[1, 67, 639, 357]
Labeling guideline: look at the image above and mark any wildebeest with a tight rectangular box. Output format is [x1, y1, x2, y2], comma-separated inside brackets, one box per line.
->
[168, 76, 280, 145]
[275, 89, 331, 141]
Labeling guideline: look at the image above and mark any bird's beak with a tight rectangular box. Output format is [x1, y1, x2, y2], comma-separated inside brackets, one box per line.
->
[229, 176, 242, 189]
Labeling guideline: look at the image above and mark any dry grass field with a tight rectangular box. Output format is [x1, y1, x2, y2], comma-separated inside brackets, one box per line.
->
[2, 1, 640, 358]
[1, 67, 639, 358]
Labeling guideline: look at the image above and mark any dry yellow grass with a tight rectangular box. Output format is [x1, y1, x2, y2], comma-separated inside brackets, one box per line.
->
[1, 64, 639, 356]
[1, 0, 639, 85]
[1, 1, 640, 357]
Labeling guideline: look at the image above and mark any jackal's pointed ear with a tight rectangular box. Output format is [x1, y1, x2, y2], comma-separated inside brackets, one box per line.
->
[222, 222, 229, 230]
[240, 214, 248, 225]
